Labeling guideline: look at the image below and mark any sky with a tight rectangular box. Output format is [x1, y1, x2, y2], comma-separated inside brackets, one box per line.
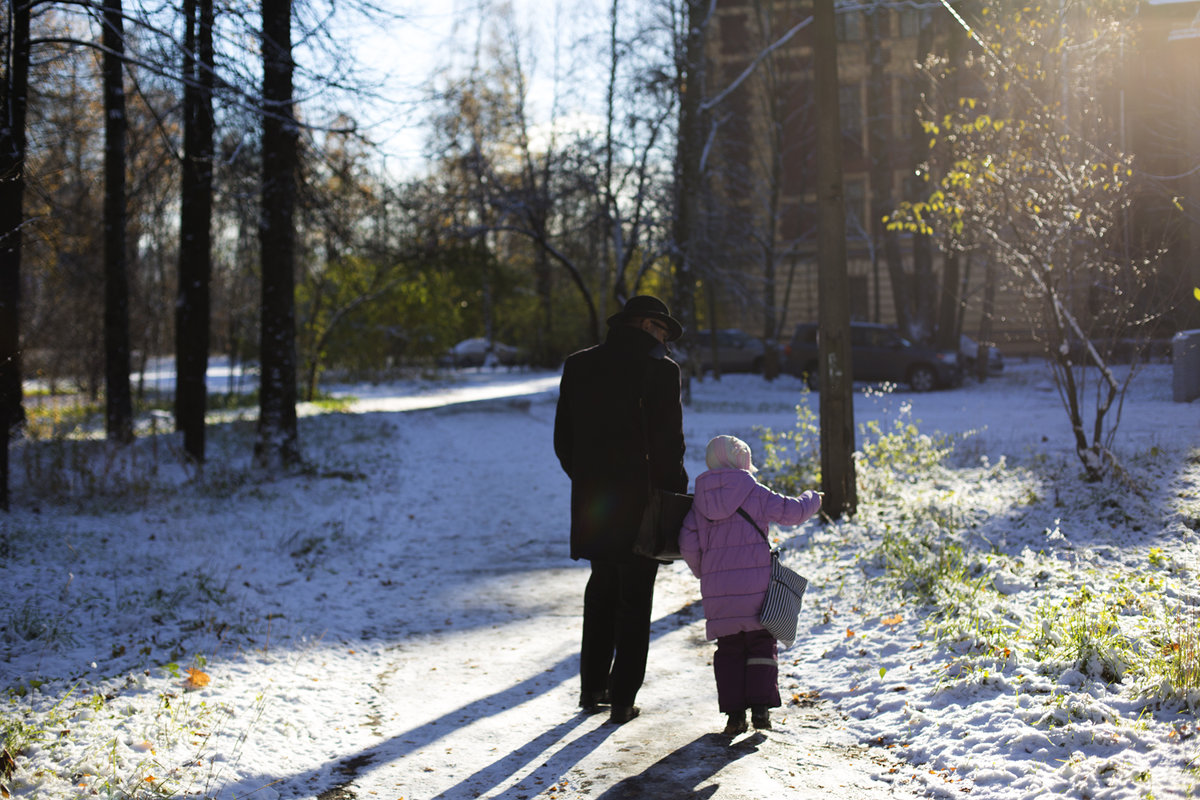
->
[335, 0, 608, 175]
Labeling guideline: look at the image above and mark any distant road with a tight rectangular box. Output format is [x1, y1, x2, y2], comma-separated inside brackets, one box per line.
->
[339, 372, 561, 413]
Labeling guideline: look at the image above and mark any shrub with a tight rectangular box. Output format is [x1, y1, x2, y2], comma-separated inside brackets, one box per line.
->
[754, 398, 820, 495]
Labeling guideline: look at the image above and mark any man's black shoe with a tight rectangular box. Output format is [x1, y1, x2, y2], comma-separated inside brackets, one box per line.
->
[608, 705, 640, 724]
[579, 690, 610, 714]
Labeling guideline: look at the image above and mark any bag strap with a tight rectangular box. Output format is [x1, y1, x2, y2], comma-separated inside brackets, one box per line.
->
[736, 507, 769, 544]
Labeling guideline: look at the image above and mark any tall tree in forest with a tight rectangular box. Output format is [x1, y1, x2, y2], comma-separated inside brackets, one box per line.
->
[932, 11, 970, 354]
[102, 0, 133, 444]
[0, 0, 31, 510]
[743, 0, 808, 380]
[813, 0, 856, 518]
[256, 0, 300, 468]
[176, 0, 215, 462]
[865, 2, 898, 327]
[671, 0, 708, 396]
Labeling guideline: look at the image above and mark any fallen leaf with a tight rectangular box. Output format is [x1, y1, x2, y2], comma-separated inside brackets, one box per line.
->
[183, 668, 210, 690]
[882, 614, 903, 626]
[846, 628, 855, 638]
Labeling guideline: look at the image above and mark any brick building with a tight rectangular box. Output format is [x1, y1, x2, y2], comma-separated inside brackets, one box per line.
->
[700, 1, 1200, 358]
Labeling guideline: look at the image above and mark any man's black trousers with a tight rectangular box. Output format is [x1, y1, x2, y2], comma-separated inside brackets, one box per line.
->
[580, 557, 660, 708]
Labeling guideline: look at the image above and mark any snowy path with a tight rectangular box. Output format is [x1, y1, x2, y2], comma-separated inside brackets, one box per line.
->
[257, 398, 923, 800]
[286, 567, 921, 800]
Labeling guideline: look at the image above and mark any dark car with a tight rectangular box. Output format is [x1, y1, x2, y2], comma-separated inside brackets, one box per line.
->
[439, 338, 522, 368]
[686, 329, 772, 374]
[785, 322, 962, 391]
[959, 335, 1004, 376]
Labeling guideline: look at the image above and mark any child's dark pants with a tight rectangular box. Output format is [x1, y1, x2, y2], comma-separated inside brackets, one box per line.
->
[713, 629, 780, 713]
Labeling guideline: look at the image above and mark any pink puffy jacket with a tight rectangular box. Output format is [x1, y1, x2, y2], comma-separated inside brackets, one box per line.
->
[678, 469, 821, 640]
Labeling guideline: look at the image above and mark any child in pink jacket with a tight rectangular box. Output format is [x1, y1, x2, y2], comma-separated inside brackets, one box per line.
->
[678, 435, 821, 736]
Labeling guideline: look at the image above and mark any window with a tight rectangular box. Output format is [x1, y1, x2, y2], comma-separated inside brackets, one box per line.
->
[840, 83, 863, 146]
[898, 9, 921, 38]
[896, 78, 920, 137]
[903, 173, 926, 203]
[836, 9, 864, 42]
[849, 281, 871, 322]
[844, 179, 866, 231]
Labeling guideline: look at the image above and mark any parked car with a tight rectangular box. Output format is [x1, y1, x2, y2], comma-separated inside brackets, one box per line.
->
[1064, 334, 1173, 365]
[785, 322, 962, 391]
[686, 328, 774, 374]
[959, 335, 1004, 376]
[439, 338, 522, 368]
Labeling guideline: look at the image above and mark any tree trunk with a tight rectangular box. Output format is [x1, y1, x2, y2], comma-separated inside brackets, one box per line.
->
[103, 0, 134, 445]
[761, 56, 782, 380]
[813, 0, 856, 518]
[886, 9, 938, 339]
[0, 0, 31, 510]
[256, 0, 300, 468]
[673, 0, 708, 402]
[176, 0, 215, 462]
[866, 5, 891, 327]
[977, 254, 995, 383]
[934, 7, 969, 352]
[936, 251, 960, 350]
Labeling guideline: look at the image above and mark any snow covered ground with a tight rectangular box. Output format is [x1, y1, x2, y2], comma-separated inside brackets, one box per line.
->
[1, 358, 1197, 799]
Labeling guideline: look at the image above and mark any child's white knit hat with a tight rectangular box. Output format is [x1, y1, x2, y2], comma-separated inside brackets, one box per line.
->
[705, 435, 757, 473]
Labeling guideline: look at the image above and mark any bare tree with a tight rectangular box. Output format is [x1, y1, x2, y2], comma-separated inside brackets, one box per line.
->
[255, 0, 300, 468]
[725, 0, 810, 380]
[102, 0, 133, 444]
[0, 0, 31, 510]
[670, 0, 710, 399]
[176, 0, 215, 462]
[813, 0, 856, 518]
[890, 0, 1156, 480]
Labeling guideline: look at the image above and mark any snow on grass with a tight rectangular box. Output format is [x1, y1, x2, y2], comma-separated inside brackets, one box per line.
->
[0, 359, 1197, 799]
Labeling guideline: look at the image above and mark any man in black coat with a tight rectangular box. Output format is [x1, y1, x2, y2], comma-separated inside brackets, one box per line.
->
[554, 295, 688, 725]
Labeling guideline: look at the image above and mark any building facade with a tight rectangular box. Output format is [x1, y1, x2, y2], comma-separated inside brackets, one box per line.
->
[701, 0, 1199, 359]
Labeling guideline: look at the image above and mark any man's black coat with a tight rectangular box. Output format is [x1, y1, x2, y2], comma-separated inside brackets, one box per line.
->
[554, 323, 688, 561]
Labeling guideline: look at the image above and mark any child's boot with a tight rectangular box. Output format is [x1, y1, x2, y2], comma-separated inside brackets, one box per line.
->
[722, 709, 748, 736]
[750, 705, 771, 730]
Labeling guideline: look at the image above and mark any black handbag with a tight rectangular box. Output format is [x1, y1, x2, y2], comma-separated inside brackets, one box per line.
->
[633, 487, 692, 561]
[631, 369, 691, 562]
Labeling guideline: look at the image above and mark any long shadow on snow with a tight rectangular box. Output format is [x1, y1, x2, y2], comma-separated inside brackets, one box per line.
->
[590, 732, 764, 800]
[430, 714, 616, 799]
[230, 598, 703, 799]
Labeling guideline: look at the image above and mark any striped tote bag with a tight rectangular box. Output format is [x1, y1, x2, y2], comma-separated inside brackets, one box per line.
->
[758, 552, 808, 647]
[735, 507, 809, 647]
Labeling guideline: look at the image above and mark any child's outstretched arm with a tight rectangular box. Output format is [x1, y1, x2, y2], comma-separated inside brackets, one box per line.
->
[762, 488, 822, 528]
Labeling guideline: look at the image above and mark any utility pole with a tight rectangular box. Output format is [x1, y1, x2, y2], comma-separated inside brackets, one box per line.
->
[813, 0, 857, 518]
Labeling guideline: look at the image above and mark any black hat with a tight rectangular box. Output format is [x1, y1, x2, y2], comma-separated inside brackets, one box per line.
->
[606, 295, 684, 342]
